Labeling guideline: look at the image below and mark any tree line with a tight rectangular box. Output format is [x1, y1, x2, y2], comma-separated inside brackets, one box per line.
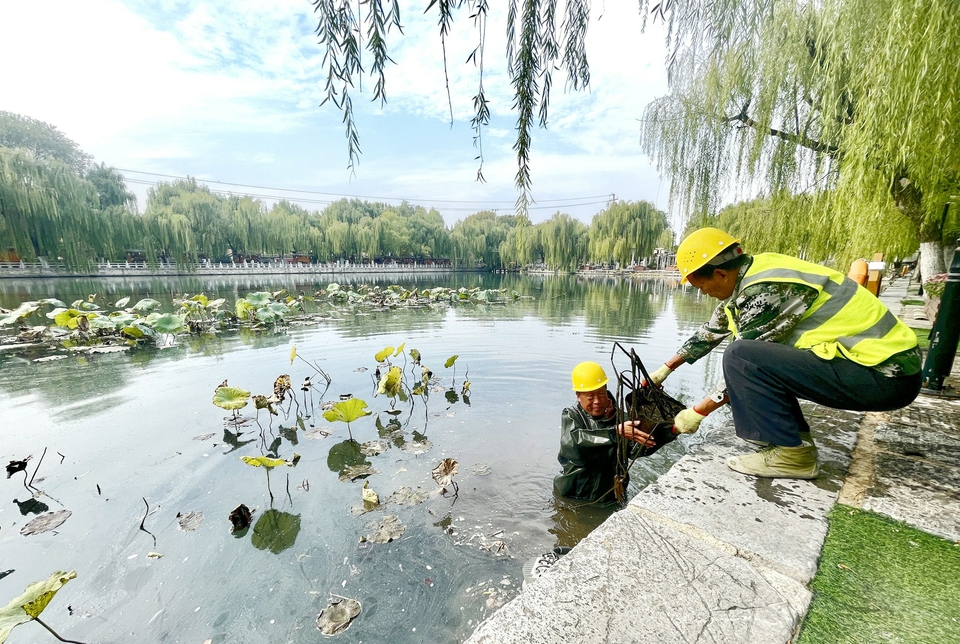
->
[0, 111, 669, 271]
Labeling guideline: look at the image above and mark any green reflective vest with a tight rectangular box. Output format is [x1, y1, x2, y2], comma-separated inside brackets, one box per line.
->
[723, 253, 918, 366]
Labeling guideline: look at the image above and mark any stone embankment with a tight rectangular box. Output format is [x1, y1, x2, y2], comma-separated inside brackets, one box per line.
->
[466, 276, 960, 644]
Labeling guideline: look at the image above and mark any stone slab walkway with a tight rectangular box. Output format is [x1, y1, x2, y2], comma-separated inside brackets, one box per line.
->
[466, 275, 960, 644]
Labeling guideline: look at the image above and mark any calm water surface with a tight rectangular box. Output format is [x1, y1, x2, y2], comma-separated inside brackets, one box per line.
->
[0, 273, 726, 643]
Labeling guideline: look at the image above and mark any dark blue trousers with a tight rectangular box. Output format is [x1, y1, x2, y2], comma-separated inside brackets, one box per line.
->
[722, 340, 921, 447]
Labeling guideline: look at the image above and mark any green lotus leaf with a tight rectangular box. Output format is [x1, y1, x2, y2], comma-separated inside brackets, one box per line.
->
[240, 455, 286, 468]
[114, 296, 130, 308]
[109, 312, 138, 326]
[374, 346, 394, 363]
[0, 302, 40, 327]
[190, 294, 209, 306]
[322, 398, 372, 424]
[53, 309, 82, 328]
[377, 366, 403, 398]
[146, 313, 186, 334]
[131, 298, 161, 312]
[326, 283, 341, 293]
[444, 355, 459, 368]
[213, 386, 251, 411]
[38, 298, 67, 309]
[244, 291, 273, 307]
[410, 348, 421, 364]
[251, 509, 300, 555]
[207, 298, 225, 308]
[79, 301, 100, 311]
[121, 324, 144, 339]
[0, 570, 77, 641]
[235, 299, 254, 320]
[88, 315, 119, 331]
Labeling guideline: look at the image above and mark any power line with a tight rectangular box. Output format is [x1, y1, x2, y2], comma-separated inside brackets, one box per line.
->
[117, 168, 613, 210]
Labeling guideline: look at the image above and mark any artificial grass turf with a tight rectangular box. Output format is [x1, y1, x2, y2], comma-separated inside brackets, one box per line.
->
[797, 505, 960, 644]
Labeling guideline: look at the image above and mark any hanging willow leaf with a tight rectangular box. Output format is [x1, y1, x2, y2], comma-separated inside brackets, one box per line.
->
[0, 570, 77, 641]
[213, 386, 251, 411]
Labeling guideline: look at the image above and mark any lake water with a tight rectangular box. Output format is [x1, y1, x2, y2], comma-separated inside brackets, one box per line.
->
[0, 273, 726, 643]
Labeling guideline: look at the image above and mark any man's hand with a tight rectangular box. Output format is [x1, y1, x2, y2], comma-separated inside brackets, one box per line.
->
[646, 364, 674, 387]
[617, 420, 655, 447]
[673, 407, 707, 434]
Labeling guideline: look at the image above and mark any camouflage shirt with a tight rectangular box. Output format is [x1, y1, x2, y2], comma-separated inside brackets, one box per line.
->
[677, 257, 921, 377]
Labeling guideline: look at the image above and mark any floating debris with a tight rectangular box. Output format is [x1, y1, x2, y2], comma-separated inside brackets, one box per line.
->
[359, 440, 389, 456]
[385, 487, 429, 506]
[20, 510, 72, 536]
[192, 433, 216, 441]
[146, 552, 163, 559]
[33, 355, 67, 363]
[176, 511, 204, 532]
[6, 457, 30, 479]
[229, 504, 253, 532]
[304, 427, 333, 440]
[470, 463, 492, 476]
[399, 438, 433, 455]
[339, 465, 378, 482]
[367, 515, 405, 543]
[316, 596, 362, 635]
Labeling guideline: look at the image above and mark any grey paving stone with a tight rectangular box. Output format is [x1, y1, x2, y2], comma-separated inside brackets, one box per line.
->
[862, 451, 960, 541]
[627, 424, 845, 585]
[466, 508, 810, 644]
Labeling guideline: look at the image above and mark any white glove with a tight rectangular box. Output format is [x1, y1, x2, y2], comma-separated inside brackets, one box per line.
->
[673, 407, 707, 434]
[648, 364, 674, 386]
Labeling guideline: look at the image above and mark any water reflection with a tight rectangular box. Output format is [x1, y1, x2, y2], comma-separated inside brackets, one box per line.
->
[327, 439, 371, 475]
[549, 495, 618, 549]
[251, 509, 302, 554]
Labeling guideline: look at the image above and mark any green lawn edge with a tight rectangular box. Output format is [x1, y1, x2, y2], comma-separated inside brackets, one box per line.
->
[796, 505, 960, 644]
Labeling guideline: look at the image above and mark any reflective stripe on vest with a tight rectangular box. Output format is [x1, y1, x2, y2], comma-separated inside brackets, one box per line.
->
[724, 253, 917, 366]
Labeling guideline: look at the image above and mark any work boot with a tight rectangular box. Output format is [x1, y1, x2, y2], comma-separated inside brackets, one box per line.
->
[741, 431, 812, 450]
[726, 440, 819, 479]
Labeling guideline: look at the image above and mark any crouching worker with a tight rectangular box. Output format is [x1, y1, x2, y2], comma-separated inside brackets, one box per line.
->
[646, 227, 921, 480]
[554, 361, 656, 504]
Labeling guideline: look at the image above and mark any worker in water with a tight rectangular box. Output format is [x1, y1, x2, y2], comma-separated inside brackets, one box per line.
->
[554, 361, 655, 503]
[647, 228, 921, 479]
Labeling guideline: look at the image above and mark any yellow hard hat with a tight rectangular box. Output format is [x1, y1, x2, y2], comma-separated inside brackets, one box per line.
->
[571, 361, 609, 392]
[676, 227, 741, 284]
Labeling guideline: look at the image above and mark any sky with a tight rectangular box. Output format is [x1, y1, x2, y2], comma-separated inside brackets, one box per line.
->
[0, 0, 672, 226]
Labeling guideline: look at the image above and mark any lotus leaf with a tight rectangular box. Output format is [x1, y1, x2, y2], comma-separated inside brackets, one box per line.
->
[432, 458, 459, 486]
[273, 375, 292, 401]
[400, 437, 432, 455]
[361, 481, 379, 506]
[244, 291, 273, 306]
[87, 316, 118, 331]
[339, 465, 378, 481]
[190, 294, 209, 306]
[377, 366, 402, 398]
[359, 440, 389, 456]
[52, 309, 82, 328]
[145, 313, 185, 334]
[131, 298, 161, 312]
[229, 504, 253, 532]
[240, 455, 286, 468]
[235, 299, 254, 319]
[38, 298, 67, 309]
[322, 398, 372, 424]
[394, 342, 406, 356]
[0, 302, 40, 327]
[410, 348, 421, 364]
[114, 296, 130, 308]
[445, 390, 460, 404]
[444, 355, 459, 368]
[386, 487, 430, 505]
[289, 344, 297, 364]
[421, 366, 433, 384]
[213, 386, 251, 411]
[367, 515, 404, 543]
[374, 346, 394, 363]
[252, 395, 276, 414]
[304, 427, 332, 440]
[0, 570, 76, 642]
[326, 283, 341, 293]
[316, 597, 361, 635]
[251, 509, 300, 554]
[79, 301, 100, 311]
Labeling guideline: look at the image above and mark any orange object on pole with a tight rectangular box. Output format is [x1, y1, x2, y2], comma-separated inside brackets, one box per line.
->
[848, 259, 869, 286]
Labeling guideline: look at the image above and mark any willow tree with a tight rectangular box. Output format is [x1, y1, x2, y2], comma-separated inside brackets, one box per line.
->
[0, 111, 92, 175]
[588, 200, 667, 267]
[312, 0, 591, 209]
[539, 212, 588, 271]
[640, 0, 960, 278]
